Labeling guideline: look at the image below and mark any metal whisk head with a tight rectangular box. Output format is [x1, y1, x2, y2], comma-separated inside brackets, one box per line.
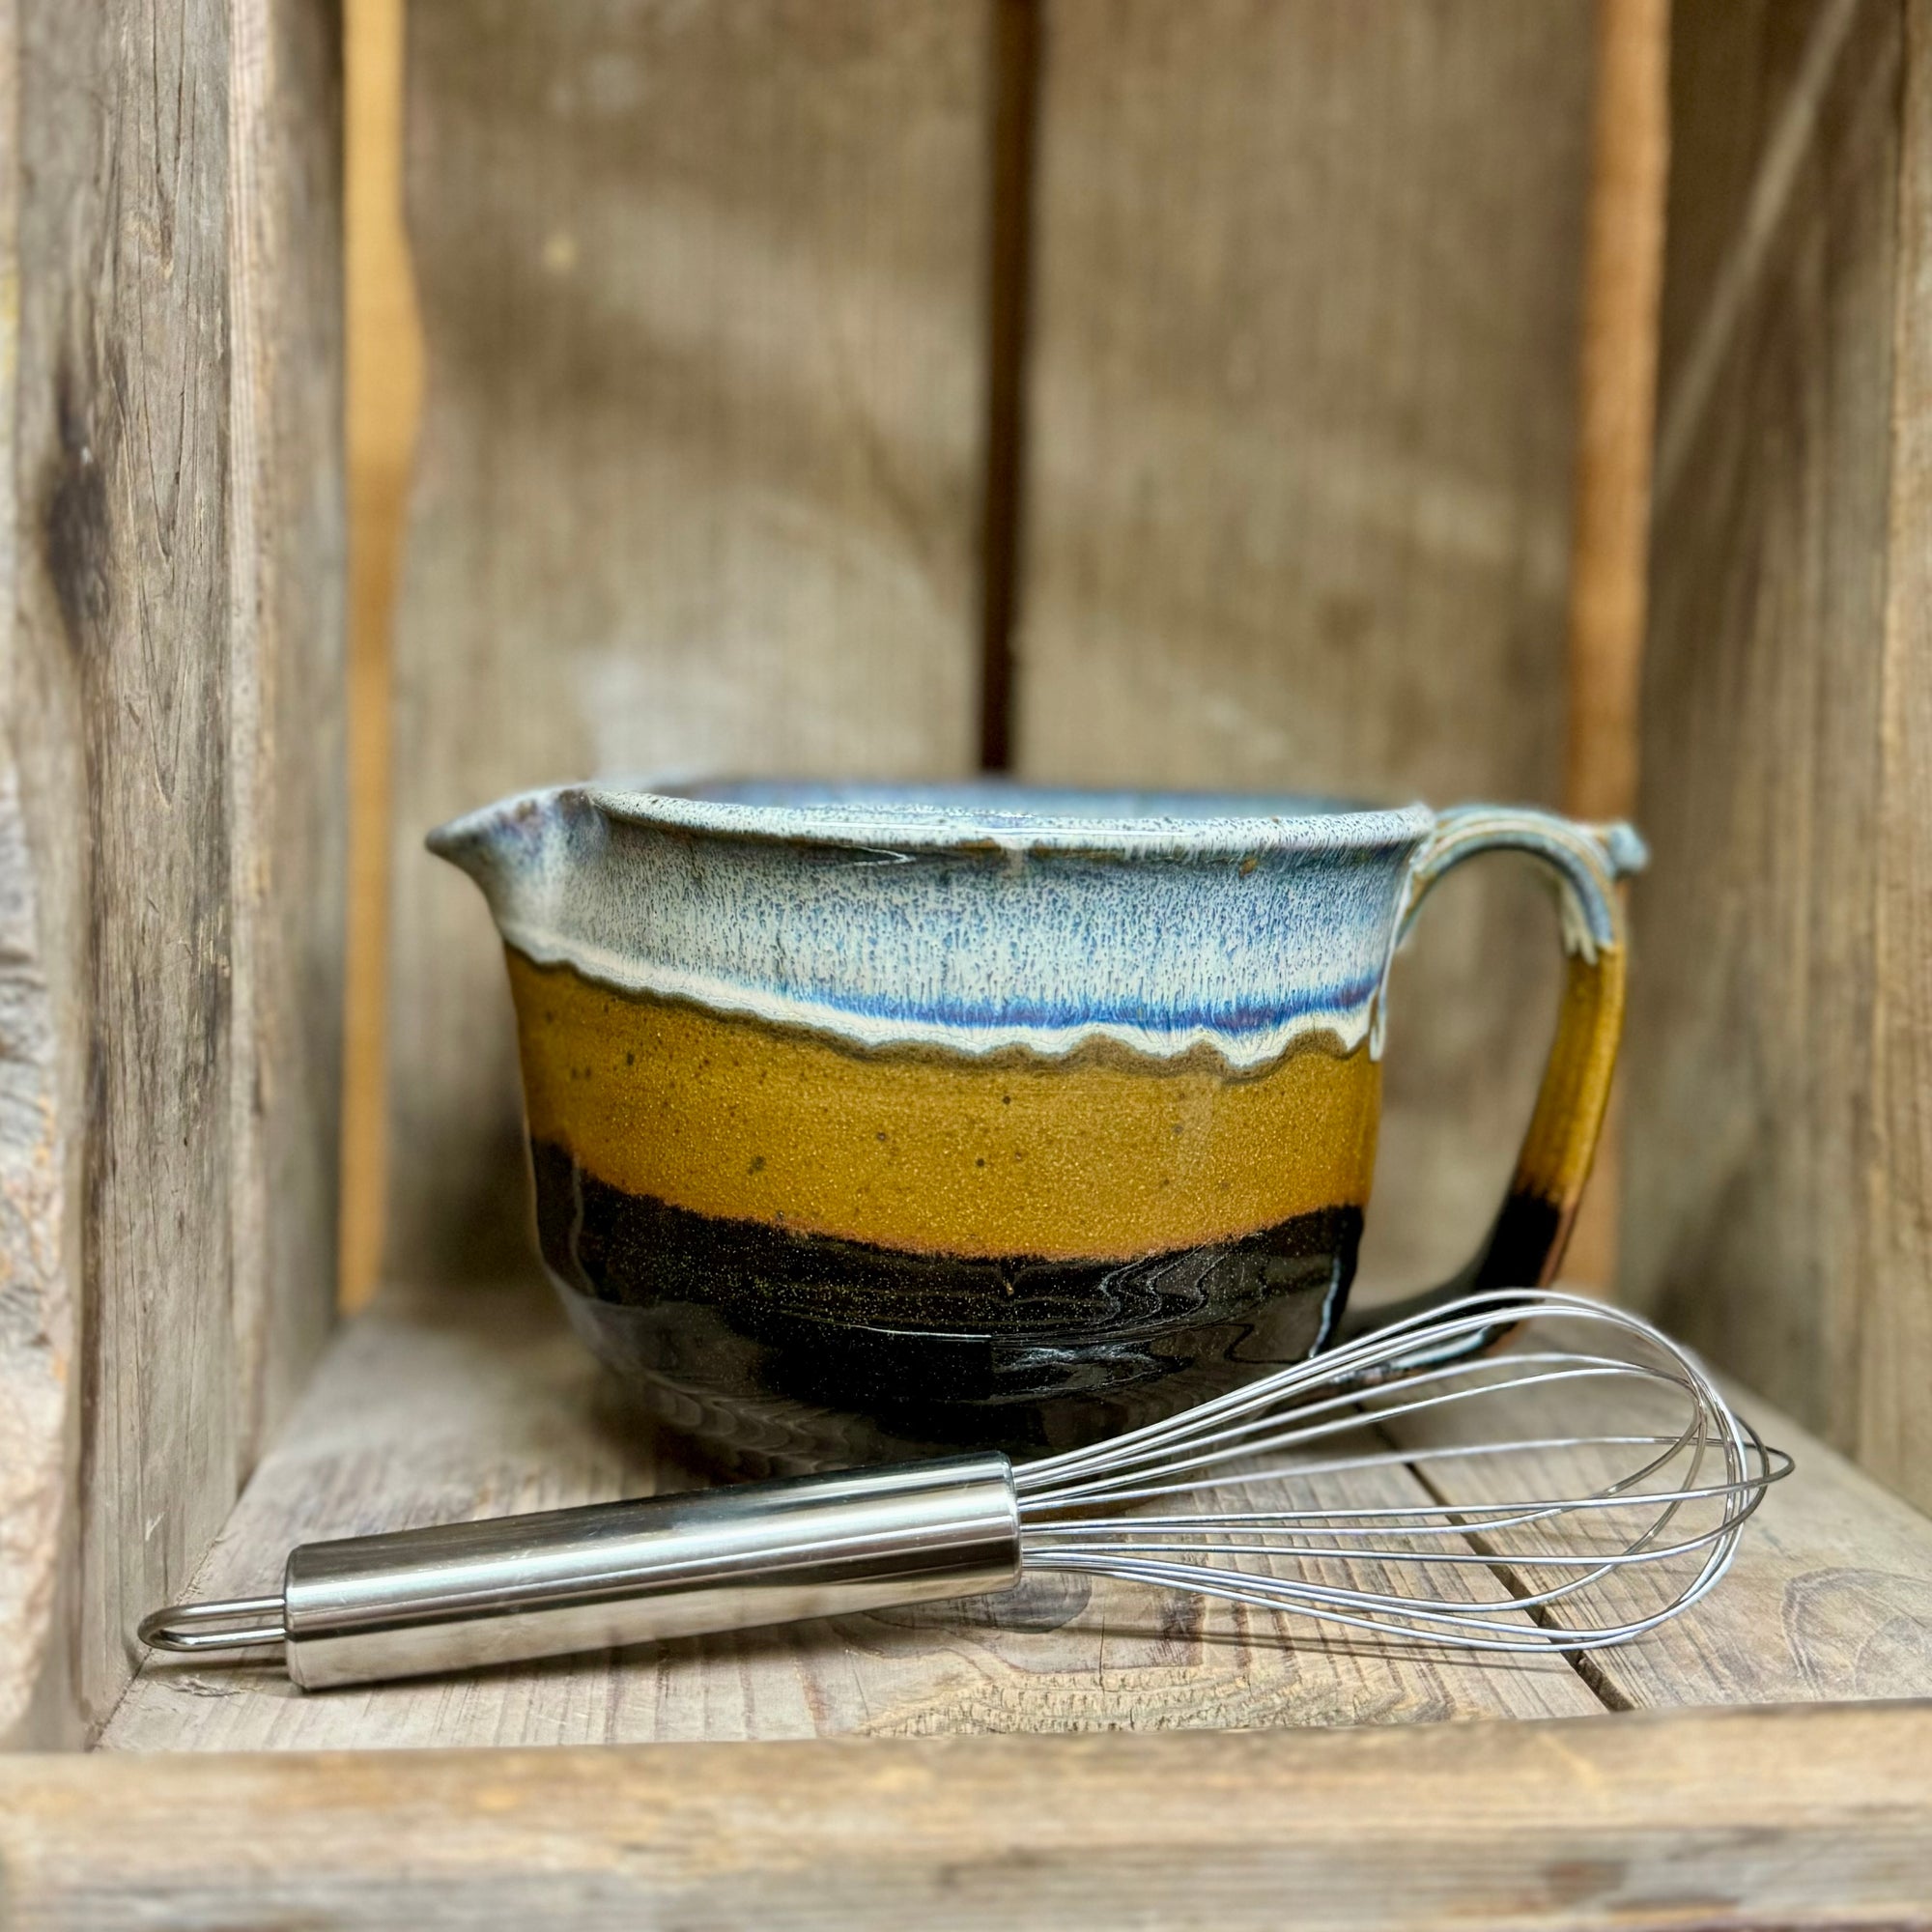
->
[1014, 1288, 1791, 1653]
[141, 1288, 1789, 1690]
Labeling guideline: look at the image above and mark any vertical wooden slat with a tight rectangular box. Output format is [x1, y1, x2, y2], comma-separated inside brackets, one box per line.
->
[1566, 0, 1672, 829]
[14, 0, 241, 1746]
[1556, 0, 1671, 1291]
[976, 0, 1042, 773]
[382, 1, 987, 1286]
[1011, 0, 1597, 1297]
[340, 0, 422, 1315]
[1861, 0, 1932, 1503]
[229, 0, 349, 1459]
[0, 0, 344, 1745]
[1625, 0, 1912, 1486]
[0, 0, 69, 1750]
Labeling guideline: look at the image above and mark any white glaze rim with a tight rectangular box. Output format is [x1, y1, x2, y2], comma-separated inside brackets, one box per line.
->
[576, 781, 1438, 859]
[497, 921, 1381, 1068]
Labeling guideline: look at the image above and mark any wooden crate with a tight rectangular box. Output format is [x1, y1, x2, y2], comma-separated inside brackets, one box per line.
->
[5, 0, 1932, 1924]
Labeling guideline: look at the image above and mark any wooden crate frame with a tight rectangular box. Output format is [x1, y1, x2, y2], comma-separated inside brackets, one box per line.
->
[5, 1, 1932, 1924]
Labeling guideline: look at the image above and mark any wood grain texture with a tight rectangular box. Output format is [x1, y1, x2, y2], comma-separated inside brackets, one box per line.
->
[1010, 0, 1598, 1300]
[105, 1279, 1932, 1753]
[19, 1705, 1932, 1929]
[1565, 0, 1671, 828]
[101, 1276, 1598, 1753]
[340, 0, 422, 1315]
[976, 0, 1039, 772]
[1862, 0, 1932, 1520]
[1386, 1363, 1932, 1710]
[1554, 0, 1670, 1293]
[228, 0, 348, 1468]
[10, 0, 238, 1747]
[0, 0, 343, 1746]
[383, 0, 987, 1289]
[0, 0, 72, 1751]
[1622, 0, 1931, 1502]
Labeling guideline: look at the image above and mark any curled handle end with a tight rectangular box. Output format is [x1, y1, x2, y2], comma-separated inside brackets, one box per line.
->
[138, 1596, 285, 1656]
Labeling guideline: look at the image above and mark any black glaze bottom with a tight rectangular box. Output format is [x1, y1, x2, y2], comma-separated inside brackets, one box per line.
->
[1474, 1189, 1564, 1292]
[530, 1139, 1363, 1471]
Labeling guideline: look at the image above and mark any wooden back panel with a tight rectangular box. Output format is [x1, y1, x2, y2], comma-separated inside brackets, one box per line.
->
[382, 0, 1598, 1299]
[383, 0, 986, 1284]
[1012, 0, 1594, 1293]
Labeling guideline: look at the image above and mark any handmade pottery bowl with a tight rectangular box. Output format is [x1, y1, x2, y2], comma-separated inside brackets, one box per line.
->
[431, 781, 1643, 1467]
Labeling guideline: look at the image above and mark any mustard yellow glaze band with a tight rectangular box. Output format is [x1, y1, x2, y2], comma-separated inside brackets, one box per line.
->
[1511, 945, 1627, 1216]
[508, 951, 1380, 1263]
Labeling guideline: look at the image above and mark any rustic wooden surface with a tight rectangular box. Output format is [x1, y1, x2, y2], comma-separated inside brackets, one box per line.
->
[376, 3, 1628, 1310]
[100, 1277, 1601, 1752]
[101, 1280, 1932, 1753]
[229, 0, 349, 1469]
[1623, 0, 1932, 1511]
[1565, 0, 1670, 829]
[0, 0, 343, 1747]
[383, 0, 987, 1289]
[1010, 0, 1597, 1301]
[1386, 1358, 1932, 1711]
[17, 1705, 1932, 1929]
[0, 0, 63, 1755]
[1554, 0, 1670, 1292]
[340, 0, 422, 1315]
[1864, 0, 1932, 1532]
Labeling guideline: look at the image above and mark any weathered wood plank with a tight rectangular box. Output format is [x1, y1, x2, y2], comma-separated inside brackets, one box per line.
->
[9, 0, 241, 1748]
[340, 0, 422, 1315]
[1011, 0, 1598, 1300]
[1623, 0, 1932, 1508]
[20, 1705, 1932, 1930]
[1861, 0, 1932, 1520]
[383, 0, 988, 1288]
[101, 1276, 1597, 1753]
[1564, 0, 1671, 830]
[0, 0, 70, 1754]
[1386, 1355, 1932, 1710]
[107, 1274, 1932, 1753]
[0, 0, 343, 1747]
[1553, 0, 1670, 1292]
[228, 0, 348, 1464]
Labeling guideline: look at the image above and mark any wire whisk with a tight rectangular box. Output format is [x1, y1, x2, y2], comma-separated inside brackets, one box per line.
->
[1015, 1288, 1789, 1654]
[141, 1288, 1789, 1690]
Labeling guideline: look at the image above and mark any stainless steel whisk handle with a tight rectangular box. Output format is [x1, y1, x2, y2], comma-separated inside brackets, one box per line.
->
[139, 1454, 1022, 1691]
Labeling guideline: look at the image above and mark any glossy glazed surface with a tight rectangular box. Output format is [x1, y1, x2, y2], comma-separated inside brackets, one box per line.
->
[435, 781, 1427, 1463]
[510, 953, 1379, 1263]
[533, 1142, 1363, 1464]
[431, 781, 1432, 1066]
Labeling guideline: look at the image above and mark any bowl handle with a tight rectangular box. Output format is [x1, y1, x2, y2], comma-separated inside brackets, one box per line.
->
[1342, 805, 1648, 1346]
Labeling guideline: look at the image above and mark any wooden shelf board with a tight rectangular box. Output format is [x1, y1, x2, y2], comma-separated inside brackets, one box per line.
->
[18, 1704, 1932, 1930]
[99, 1276, 1932, 1755]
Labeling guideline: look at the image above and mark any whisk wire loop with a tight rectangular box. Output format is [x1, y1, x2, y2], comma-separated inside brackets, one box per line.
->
[1011, 1288, 1786, 1655]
